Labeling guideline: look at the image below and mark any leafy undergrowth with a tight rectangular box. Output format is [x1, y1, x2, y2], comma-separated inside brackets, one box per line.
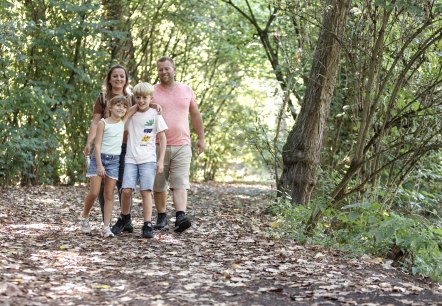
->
[1, 182, 442, 305]
[269, 199, 442, 284]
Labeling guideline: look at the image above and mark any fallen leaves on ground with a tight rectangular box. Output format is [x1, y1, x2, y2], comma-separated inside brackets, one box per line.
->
[1, 183, 441, 305]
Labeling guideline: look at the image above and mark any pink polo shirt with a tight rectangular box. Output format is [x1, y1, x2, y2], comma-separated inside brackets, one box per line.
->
[153, 82, 197, 146]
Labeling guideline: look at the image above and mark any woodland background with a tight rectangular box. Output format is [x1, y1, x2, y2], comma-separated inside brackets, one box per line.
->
[0, 0, 441, 282]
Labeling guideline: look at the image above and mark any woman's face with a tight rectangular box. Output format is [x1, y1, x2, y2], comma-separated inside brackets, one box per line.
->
[109, 68, 127, 93]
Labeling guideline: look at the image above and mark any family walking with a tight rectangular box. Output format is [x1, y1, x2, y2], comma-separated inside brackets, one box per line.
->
[79, 56, 205, 238]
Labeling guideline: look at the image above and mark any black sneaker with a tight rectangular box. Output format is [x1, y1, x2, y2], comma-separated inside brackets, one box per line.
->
[142, 222, 154, 239]
[111, 214, 132, 235]
[154, 213, 168, 230]
[123, 221, 134, 233]
[174, 214, 191, 232]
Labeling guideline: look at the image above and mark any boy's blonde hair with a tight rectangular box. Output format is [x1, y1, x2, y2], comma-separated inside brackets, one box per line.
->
[133, 82, 154, 96]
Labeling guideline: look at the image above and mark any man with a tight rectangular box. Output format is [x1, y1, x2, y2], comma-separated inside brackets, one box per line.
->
[152, 56, 205, 232]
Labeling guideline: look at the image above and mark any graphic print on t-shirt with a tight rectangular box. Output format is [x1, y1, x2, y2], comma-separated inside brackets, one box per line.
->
[140, 119, 155, 146]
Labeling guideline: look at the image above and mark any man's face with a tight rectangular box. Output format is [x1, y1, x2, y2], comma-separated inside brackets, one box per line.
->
[157, 60, 175, 85]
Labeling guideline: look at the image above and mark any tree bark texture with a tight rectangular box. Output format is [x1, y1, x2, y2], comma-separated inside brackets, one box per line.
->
[280, 0, 350, 204]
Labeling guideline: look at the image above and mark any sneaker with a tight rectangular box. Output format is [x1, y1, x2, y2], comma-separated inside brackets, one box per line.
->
[123, 221, 134, 233]
[102, 226, 114, 238]
[142, 222, 154, 239]
[79, 214, 91, 234]
[174, 214, 191, 233]
[111, 214, 132, 235]
[154, 213, 168, 230]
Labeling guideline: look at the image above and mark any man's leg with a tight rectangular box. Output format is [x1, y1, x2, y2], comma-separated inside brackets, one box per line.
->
[172, 189, 187, 212]
[153, 191, 168, 230]
[154, 191, 167, 213]
[169, 145, 192, 232]
[173, 188, 191, 232]
[153, 145, 170, 230]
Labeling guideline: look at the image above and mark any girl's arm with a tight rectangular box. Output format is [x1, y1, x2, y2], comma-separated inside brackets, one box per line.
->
[94, 121, 106, 177]
[156, 131, 167, 174]
[123, 104, 138, 123]
[84, 113, 102, 156]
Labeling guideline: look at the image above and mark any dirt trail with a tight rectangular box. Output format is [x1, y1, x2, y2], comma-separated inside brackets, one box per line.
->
[1, 183, 441, 305]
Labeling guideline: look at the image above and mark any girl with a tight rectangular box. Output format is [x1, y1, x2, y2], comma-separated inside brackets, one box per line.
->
[80, 95, 137, 237]
[83, 65, 133, 227]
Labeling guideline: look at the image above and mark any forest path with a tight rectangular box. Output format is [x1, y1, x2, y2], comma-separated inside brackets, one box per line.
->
[1, 183, 441, 305]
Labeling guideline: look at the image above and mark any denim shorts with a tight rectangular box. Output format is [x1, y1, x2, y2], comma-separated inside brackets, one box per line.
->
[121, 162, 156, 191]
[86, 154, 120, 180]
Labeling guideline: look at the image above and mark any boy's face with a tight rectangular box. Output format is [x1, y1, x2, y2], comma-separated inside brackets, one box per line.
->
[135, 94, 152, 112]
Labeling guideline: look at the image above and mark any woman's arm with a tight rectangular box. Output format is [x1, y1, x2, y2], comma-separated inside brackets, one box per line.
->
[123, 104, 138, 123]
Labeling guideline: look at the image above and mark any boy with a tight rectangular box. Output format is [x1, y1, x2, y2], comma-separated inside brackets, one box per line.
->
[111, 82, 168, 238]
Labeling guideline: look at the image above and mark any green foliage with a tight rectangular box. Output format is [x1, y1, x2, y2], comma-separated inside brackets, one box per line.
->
[270, 187, 442, 282]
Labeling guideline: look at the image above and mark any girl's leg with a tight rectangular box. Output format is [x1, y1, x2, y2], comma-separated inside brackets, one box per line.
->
[141, 190, 153, 222]
[102, 177, 117, 227]
[82, 176, 102, 217]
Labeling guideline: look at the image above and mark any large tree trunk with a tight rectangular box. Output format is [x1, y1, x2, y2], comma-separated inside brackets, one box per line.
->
[279, 0, 350, 204]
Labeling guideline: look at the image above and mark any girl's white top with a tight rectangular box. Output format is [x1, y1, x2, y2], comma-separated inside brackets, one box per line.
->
[100, 118, 124, 155]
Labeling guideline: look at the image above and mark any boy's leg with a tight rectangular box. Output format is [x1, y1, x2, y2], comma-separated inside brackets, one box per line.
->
[141, 190, 153, 222]
[140, 163, 156, 238]
[141, 190, 154, 238]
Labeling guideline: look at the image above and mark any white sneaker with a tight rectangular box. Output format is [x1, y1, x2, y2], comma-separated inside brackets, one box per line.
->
[102, 225, 114, 238]
[79, 214, 91, 234]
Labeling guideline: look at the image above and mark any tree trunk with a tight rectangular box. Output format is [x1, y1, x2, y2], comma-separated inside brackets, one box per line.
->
[280, 0, 350, 204]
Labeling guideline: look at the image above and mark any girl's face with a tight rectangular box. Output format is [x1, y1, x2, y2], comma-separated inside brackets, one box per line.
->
[135, 94, 152, 112]
[109, 102, 127, 118]
[109, 68, 127, 93]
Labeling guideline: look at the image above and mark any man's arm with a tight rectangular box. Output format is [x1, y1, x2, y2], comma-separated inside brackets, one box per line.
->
[189, 104, 205, 154]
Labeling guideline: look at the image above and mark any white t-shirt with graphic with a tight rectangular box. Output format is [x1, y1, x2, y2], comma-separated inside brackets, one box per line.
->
[125, 109, 168, 164]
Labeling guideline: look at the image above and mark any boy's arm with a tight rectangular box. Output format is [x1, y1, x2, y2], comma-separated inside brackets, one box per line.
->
[156, 131, 167, 174]
[94, 121, 106, 177]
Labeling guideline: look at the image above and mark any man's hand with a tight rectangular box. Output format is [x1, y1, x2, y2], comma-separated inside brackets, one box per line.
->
[196, 139, 205, 155]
